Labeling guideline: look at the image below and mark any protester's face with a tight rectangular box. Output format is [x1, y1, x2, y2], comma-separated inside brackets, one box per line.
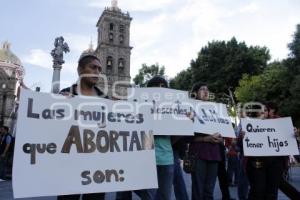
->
[259, 106, 268, 119]
[197, 86, 209, 101]
[268, 109, 276, 118]
[0, 127, 6, 134]
[79, 59, 102, 86]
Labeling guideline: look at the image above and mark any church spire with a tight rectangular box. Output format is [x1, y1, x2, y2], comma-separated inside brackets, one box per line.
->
[88, 38, 94, 51]
[111, 0, 118, 9]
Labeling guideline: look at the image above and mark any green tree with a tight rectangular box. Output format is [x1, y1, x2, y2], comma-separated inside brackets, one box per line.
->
[235, 24, 300, 126]
[170, 37, 270, 103]
[133, 63, 165, 87]
[288, 24, 300, 63]
[235, 62, 290, 103]
[235, 61, 300, 125]
[169, 68, 193, 91]
[285, 75, 300, 125]
[191, 37, 270, 100]
[287, 24, 300, 74]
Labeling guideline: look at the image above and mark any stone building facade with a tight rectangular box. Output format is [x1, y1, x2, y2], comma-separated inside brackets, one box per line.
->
[0, 41, 24, 129]
[94, 1, 132, 98]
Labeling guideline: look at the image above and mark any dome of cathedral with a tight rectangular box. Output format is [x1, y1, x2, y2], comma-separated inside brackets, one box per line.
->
[0, 41, 25, 79]
[0, 41, 22, 66]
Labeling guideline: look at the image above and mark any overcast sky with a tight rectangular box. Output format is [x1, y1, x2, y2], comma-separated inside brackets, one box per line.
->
[1, 0, 299, 91]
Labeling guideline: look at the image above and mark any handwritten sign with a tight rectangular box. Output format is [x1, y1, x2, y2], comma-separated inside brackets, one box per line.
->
[127, 87, 193, 135]
[127, 88, 235, 137]
[190, 99, 236, 137]
[242, 117, 299, 156]
[13, 89, 157, 198]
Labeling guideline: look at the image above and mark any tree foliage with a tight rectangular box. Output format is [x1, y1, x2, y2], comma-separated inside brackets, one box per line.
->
[235, 62, 290, 103]
[133, 63, 165, 87]
[288, 24, 300, 63]
[169, 68, 193, 91]
[190, 37, 270, 98]
[170, 37, 270, 103]
[236, 24, 300, 126]
[134, 25, 300, 125]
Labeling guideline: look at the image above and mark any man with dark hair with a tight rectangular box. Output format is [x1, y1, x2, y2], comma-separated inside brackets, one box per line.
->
[0, 126, 12, 179]
[57, 53, 105, 200]
[60, 54, 105, 97]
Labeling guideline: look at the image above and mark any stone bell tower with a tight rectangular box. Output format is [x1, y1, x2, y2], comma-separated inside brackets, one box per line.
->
[95, 0, 132, 98]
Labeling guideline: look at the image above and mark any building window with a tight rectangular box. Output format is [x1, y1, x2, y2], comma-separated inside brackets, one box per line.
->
[118, 58, 125, 73]
[119, 25, 125, 33]
[119, 35, 124, 44]
[118, 58, 125, 68]
[109, 23, 114, 31]
[109, 33, 114, 43]
[107, 56, 113, 74]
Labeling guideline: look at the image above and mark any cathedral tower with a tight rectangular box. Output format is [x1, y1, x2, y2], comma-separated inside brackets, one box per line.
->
[95, 0, 132, 98]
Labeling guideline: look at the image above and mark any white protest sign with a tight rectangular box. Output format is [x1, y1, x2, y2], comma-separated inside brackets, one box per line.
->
[190, 99, 236, 137]
[127, 88, 194, 135]
[241, 117, 299, 156]
[127, 87, 189, 102]
[13, 89, 157, 198]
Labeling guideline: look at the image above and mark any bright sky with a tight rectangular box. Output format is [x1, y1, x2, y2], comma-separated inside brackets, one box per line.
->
[1, 0, 299, 92]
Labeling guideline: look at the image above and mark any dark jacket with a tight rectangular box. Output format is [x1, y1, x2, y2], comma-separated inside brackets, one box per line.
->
[60, 84, 106, 98]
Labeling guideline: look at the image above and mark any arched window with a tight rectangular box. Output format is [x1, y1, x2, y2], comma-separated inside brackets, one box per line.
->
[118, 58, 125, 73]
[109, 33, 114, 43]
[109, 23, 114, 31]
[107, 56, 113, 74]
[119, 35, 124, 44]
[118, 58, 125, 68]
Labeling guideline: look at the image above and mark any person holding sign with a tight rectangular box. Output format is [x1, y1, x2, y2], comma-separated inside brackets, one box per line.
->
[115, 76, 175, 200]
[188, 82, 223, 200]
[147, 76, 174, 200]
[245, 102, 296, 200]
[57, 53, 105, 200]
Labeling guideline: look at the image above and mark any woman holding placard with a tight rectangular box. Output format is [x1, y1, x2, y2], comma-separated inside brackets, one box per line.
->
[188, 82, 223, 200]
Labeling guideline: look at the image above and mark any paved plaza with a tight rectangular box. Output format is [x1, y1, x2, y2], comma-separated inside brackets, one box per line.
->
[1, 166, 299, 200]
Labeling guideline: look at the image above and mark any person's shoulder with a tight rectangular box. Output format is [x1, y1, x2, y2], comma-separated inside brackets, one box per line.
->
[5, 134, 12, 142]
[94, 86, 108, 99]
[60, 87, 71, 93]
[60, 84, 77, 95]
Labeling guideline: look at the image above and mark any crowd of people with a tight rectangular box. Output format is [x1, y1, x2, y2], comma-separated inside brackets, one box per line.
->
[1, 52, 300, 200]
